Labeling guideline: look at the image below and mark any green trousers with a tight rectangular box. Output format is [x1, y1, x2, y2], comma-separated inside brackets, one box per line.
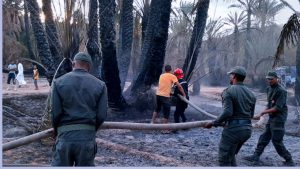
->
[219, 126, 252, 166]
[51, 130, 97, 166]
[254, 123, 292, 161]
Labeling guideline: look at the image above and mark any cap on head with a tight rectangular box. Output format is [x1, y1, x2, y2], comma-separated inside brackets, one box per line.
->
[227, 66, 246, 77]
[74, 52, 92, 65]
[266, 70, 278, 79]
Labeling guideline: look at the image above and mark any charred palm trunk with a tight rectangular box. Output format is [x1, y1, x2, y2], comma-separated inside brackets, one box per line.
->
[232, 26, 239, 66]
[118, 0, 133, 90]
[42, 0, 63, 68]
[141, 0, 150, 46]
[24, 0, 35, 60]
[182, 0, 210, 82]
[131, 0, 172, 93]
[26, 0, 55, 72]
[131, 14, 142, 79]
[295, 38, 300, 104]
[244, 10, 252, 69]
[87, 0, 101, 78]
[99, 0, 125, 109]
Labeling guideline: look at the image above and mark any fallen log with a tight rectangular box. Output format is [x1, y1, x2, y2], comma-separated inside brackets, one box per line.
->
[177, 94, 217, 119]
[3, 120, 211, 151]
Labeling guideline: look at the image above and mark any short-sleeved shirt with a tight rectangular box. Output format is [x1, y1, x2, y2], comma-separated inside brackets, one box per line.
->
[33, 69, 39, 80]
[8, 64, 17, 74]
[156, 72, 178, 97]
[267, 84, 288, 123]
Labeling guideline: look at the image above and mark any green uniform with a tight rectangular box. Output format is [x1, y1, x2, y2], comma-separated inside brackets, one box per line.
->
[253, 84, 292, 161]
[213, 82, 256, 166]
[50, 69, 108, 166]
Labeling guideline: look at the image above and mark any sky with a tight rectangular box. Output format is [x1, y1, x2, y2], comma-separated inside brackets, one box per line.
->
[203, 0, 299, 25]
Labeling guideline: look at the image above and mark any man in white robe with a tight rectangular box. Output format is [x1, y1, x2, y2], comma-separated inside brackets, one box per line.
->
[16, 61, 27, 87]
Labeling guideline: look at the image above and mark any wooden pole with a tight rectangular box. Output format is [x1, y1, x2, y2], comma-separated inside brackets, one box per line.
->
[3, 120, 211, 151]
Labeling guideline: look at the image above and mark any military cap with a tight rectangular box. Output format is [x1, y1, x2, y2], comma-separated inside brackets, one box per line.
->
[74, 52, 92, 65]
[227, 66, 246, 77]
[266, 70, 278, 79]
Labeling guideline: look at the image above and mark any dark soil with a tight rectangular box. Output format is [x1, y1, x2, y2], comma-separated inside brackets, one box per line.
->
[2, 86, 300, 167]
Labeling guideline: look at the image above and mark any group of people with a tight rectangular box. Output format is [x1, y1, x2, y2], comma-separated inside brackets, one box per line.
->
[49, 51, 294, 166]
[6, 61, 39, 90]
[151, 65, 189, 127]
[202, 66, 294, 166]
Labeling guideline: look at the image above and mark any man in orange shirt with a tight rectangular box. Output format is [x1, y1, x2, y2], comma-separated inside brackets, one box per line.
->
[151, 65, 186, 124]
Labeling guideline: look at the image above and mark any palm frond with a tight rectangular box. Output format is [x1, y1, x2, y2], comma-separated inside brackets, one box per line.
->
[273, 14, 300, 68]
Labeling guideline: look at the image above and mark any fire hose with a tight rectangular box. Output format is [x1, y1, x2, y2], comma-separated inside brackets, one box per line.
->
[3, 120, 212, 151]
[3, 95, 217, 151]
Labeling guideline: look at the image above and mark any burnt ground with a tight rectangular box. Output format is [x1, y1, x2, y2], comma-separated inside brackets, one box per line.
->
[2, 75, 300, 167]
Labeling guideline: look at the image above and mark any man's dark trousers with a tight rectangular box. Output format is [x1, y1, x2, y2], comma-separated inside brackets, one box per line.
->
[219, 126, 252, 166]
[51, 130, 97, 166]
[253, 122, 292, 161]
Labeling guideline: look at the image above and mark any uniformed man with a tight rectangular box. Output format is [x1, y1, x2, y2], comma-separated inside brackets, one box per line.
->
[204, 66, 256, 166]
[50, 52, 108, 166]
[244, 71, 295, 166]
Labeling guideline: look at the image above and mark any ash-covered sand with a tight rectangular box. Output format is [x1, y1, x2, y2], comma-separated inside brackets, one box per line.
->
[2, 76, 300, 167]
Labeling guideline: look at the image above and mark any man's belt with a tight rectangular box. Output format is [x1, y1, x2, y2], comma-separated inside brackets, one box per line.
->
[227, 119, 251, 126]
[57, 124, 95, 134]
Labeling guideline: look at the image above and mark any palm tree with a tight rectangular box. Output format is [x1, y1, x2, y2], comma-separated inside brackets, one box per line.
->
[166, 1, 193, 68]
[205, 17, 224, 86]
[130, 13, 142, 80]
[87, 0, 101, 78]
[99, 0, 125, 109]
[24, 0, 35, 60]
[131, 0, 172, 94]
[135, 0, 150, 75]
[26, 0, 55, 72]
[118, 0, 134, 91]
[274, 13, 300, 103]
[60, 0, 83, 59]
[253, 0, 285, 30]
[230, 0, 259, 69]
[182, 0, 210, 82]
[224, 11, 247, 66]
[42, 0, 63, 68]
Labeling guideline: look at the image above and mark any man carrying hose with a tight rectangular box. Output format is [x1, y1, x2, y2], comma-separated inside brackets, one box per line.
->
[204, 66, 256, 166]
[50, 52, 108, 166]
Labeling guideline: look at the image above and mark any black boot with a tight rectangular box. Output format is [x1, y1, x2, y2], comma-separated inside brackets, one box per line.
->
[283, 159, 295, 166]
[244, 154, 260, 162]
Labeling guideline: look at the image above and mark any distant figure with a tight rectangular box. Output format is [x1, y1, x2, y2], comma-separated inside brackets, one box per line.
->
[16, 60, 27, 87]
[50, 52, 107, 166]
[173, 68, 189, 123]
[151, 65, 186, 126]
[7, 62, 17, 90]
[33, 65, 39, 90]
[244, 71, 295, 166]
[204, 66, 256, 166]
